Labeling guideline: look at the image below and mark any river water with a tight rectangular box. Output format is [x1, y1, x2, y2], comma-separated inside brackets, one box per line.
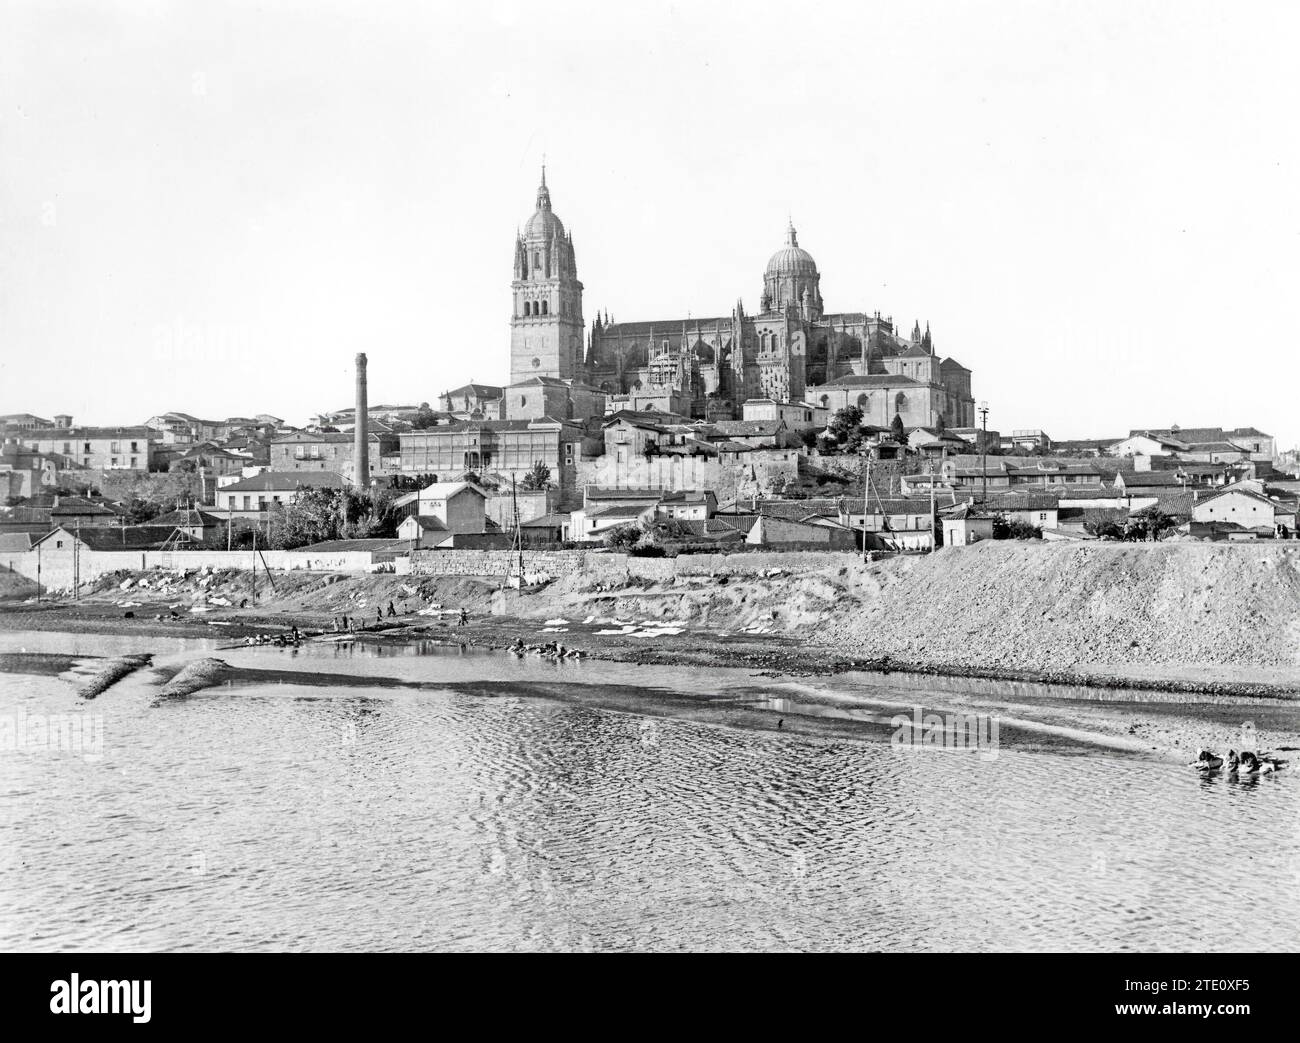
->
[1, 629, 1298, 952]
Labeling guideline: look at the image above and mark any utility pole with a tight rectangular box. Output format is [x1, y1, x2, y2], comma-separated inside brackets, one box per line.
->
[511, 473, 524, 583]
[929, 453, 937, 552]
[979, 401, 990, 506]
[861, 452, 871, 562]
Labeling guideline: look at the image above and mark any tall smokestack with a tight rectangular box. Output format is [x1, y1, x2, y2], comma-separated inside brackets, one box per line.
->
[354, 352, 370, 489]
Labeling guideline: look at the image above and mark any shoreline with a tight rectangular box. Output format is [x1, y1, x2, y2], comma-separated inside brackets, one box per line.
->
[3, 598, 1299, 701]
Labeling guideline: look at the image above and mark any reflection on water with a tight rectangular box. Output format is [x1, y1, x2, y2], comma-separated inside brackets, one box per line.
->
[1, 631, 1298, 952]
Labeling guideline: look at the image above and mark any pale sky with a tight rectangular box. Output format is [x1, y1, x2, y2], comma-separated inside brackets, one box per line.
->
[2, 1, 1298, 448]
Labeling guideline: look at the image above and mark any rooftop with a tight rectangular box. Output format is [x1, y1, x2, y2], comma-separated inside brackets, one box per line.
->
[219, 471, 349, 493]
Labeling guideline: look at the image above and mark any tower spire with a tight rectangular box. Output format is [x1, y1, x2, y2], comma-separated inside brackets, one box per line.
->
[536, 161, 551, 211]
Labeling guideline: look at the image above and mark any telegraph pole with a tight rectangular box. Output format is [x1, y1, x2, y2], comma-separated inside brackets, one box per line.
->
[861, 452, 871, 563]
[979, 401, 990, 506]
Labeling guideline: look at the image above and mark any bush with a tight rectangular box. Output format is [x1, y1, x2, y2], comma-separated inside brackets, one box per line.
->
[992, 516, 1042, 540]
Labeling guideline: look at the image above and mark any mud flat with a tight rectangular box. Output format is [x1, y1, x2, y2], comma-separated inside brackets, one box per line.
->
[71, 654, 153, 699]
[4, 540, 1300, 700]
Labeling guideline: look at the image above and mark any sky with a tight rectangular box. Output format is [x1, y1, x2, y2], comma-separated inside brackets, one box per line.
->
[2, 0, 1298, 448]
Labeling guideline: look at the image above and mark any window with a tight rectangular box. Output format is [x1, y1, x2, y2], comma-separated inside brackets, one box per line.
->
[243, 496, 251, 510]
[62, 443, 71, 454]
[130, 457, 138, 468]
[541, 301, 549, 315]
[110, 457, 118, 466]
[130, 441, 139, 451]
[83, 442, 91, 453]
[533, 252, 540, 268]
[56, 540, 63, 549]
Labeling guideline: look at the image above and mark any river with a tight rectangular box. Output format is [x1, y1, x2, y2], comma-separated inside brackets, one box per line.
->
[1, 629, 1297, 952]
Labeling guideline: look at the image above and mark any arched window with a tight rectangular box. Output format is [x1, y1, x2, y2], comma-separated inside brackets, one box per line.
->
[895, 392, 907, 415]
[520, 396, 527, 407]
[533, 252, 540, 269]
[542, 301, 549, 315]
[820, 395, 829, 408]
[857, 393, 868, 408]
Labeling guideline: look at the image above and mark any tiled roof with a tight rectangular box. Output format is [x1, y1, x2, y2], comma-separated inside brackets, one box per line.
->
[813, 374, 923, 388]
[417, 482, 487, 499]
[1116, 471, 1188, 487]
[25, 426, 156, 439]
[709, 420, 785, 436]
[51, 501, 118, 516]
[273, 431, 384, 444]
[588, 503, 652, 520]
[1135, 492, 1196, 517]
[151, 508, 225, 527]
[401, 418, 582, 435]
[1195, 487, 1278, 509]
[953, 491, 1060, 511]
[0, 532, 36, 552]
[402, 516, 448, 531]
[596, 318, 731, 336]
[39, 525, 182, 551]
[219, 471, 349, 493]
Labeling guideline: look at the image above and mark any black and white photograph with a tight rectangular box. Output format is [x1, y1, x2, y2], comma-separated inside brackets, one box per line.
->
[1, 0, 1298, 1017]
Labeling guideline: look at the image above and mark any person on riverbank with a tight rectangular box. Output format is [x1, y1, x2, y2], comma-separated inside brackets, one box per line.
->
[458, 608, 469, 626]
[387, 601, 396, 618]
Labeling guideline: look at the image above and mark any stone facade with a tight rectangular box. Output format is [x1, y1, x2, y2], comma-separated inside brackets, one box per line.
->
[505, 173, 975, 431]
[399, 418, 585, 501]
[270, 430, 397, 481]
[509, 169, 585, 385]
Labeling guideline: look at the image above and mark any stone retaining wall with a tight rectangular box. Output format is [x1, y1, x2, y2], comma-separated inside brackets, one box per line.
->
[407, 548, 860, 583]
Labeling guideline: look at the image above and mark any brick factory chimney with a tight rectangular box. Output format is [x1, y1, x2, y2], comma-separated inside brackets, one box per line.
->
[354, 352, 370, 489]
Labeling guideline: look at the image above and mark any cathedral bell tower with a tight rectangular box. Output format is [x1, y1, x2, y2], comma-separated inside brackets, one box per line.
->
[510, 166, 585, 385]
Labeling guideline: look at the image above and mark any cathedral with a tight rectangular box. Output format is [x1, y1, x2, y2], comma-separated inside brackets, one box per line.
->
[508, 170, 975, 430]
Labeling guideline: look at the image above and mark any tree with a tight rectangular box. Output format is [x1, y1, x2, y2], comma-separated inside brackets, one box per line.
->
[992, 515, 1042, 540]
[412, 405, 442, 430]
[891, 413, 906, 444]
[267, 486, 398, 549]
[829, 405, 863, 442]
[603, 523, 642, 551]
[124, 497, 164, 524]
[521, 461, 552, 490]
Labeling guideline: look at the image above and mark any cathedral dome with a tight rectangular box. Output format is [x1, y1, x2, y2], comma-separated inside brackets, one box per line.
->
[524, 206, 565, 240]
[765, 222, 817, 276]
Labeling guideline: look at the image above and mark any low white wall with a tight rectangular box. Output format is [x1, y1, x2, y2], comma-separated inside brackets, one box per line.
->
[3, 547, 382, 591]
